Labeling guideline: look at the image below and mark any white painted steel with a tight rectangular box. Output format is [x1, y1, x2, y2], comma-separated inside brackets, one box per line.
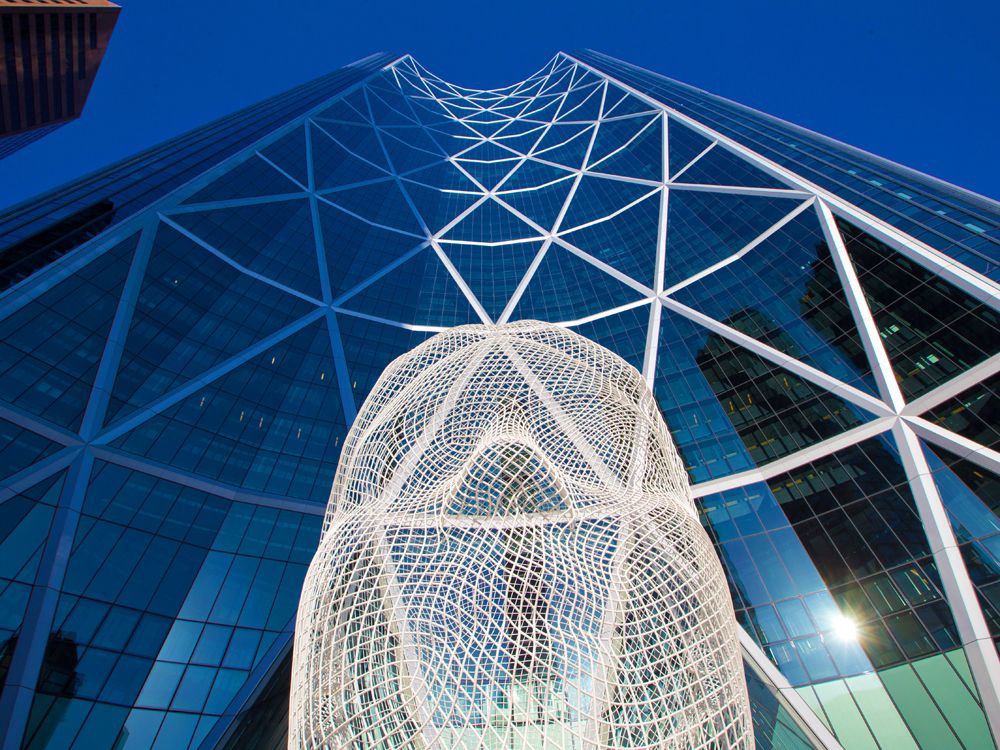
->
[289, 322, 753, 749]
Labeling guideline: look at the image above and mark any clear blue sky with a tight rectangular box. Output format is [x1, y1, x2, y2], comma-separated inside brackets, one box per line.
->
[1, 0, 998, 210]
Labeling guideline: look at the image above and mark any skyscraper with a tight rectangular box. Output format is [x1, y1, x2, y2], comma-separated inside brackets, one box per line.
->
[0, 0, 121, 159]
[0, 51, 997, 750]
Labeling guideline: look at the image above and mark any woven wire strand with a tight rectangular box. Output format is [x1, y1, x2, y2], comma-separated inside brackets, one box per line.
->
[289, 321, 753, 749]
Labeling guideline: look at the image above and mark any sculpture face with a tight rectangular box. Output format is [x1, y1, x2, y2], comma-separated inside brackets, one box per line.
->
[289, 321, 753, 749]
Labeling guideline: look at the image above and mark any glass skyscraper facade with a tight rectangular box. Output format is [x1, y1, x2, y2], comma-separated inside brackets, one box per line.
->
[0, 50, 997, 750]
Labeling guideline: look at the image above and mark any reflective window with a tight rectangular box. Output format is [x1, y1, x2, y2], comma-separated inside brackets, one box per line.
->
[837, 219, 999, 400]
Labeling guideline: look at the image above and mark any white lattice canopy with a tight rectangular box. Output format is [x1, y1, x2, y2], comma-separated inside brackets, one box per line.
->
[289, 321, 752, 749]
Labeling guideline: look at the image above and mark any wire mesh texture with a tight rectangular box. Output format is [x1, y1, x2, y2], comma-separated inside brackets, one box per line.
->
[289, 320, 752, 749]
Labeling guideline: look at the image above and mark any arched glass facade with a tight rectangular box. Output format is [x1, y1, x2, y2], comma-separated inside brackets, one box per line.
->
[0, 51, 997, 750]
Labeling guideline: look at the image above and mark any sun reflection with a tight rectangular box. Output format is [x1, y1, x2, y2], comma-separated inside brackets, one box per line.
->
[832, 614, 859, 642]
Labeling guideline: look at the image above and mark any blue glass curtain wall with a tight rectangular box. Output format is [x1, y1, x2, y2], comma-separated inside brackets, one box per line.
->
[0, 51, 998, 750]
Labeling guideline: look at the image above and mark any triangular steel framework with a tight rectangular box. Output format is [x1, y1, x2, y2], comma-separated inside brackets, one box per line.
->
[0, 51, 997, 750]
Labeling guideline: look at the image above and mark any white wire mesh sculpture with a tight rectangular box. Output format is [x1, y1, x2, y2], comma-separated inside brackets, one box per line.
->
[289, 321, 753, 749]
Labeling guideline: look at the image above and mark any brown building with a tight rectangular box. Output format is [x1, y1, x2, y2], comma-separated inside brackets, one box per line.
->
[0, 0, 119, 158]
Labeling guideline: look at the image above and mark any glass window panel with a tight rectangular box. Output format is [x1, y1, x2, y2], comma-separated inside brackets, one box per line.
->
[151, 711, 198, 750]
[318, 199, 424, 299]
[667, 118, 713, 179]
[879, 658, 967, 749]
[311, 124, 389, 189]
[0, 418, 63, 481]
[0, 235, 137, 429]
[560, 174, 654, 231]
[675, 143, 786, 189]
[591, 116, 663, 182]
[923, 374, 999, 451]
[258, 125, 308, 186]
[499, 177, 576, 231]
[99, 654, 153, 705]
[107, 225, 315, 424]
[663, 306, 876, 475]
[111, 321, 347, 502]
[22, 697, 91, 750]
[442, 242, 541, 322]
[514, 243, 645, 323]
[170, 664, 215, 712]
[664, 191, 801, 288]
[838, 219, 999, 400]
[559, 192, 660, 287]
[842, 673, 919, 749]
[181, 154, 301, 205]
[403, 174, 479, 234]
[811, 678, 877, 748]
[324, 179, 423, 236]
[137, 661, 184, 709]
[172, 199, 322, 298]
[339, 246, 478, 328]
[671, 209, 876, 395]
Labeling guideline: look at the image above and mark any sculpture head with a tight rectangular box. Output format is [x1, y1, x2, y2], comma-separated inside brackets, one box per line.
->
[290, 321, 752, 749]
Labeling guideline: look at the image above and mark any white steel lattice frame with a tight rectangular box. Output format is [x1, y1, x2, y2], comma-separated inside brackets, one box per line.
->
[288, 321, 754, 750]
[0, 50, 996, 750]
